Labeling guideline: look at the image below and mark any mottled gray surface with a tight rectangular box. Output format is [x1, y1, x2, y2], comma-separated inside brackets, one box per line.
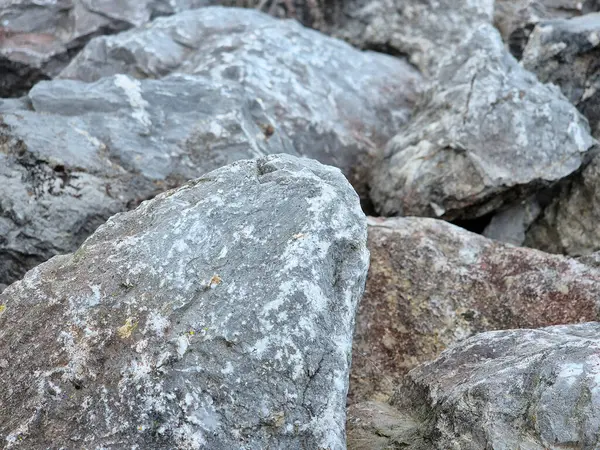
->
[494, 0, 596, 57]
[0, 154, 369, 449]
[523, 13, 600, 137]
[0, 0, 212, 97]
[384, 323, 600, 449]
[370, 23, 595, 220]
[60, 6, 421, 199]
[326, 0, 494, 74]
[525, 155, 600, 255]
[0, 9, 418, 288]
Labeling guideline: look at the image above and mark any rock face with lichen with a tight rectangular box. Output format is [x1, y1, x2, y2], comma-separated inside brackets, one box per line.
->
[384, 323, 600, 449]
[349, 216, 600, 404]
[370, 23, 595, 221]
[0, 154, 369, 449]
[59, 6, 421, 199]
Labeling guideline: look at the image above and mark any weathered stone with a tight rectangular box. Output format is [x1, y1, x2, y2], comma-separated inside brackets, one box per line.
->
[0, 154, 369, 449]
[0, 0, 211, 97]
[370, 23, 595, 221]
[60, 7, 421, 202]
[385, 323, 600, 449]
[524, 155, 600, 255]
[482, 195, 542, 245]
[523, 13, 600, 137]
[350, 216, 600, 403]
[0, 10, 418, 288]
[494, 0, 595, 58]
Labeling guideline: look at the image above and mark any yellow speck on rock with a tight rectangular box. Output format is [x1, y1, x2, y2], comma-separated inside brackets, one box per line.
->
[209, 274, 222, 288]
[0, 305, 6, 317]
[117, 317, 138, 339]
[292, 233, 306, 239]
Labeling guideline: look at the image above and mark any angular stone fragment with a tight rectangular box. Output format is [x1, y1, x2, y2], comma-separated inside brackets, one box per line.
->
[350, 216, 600, 403]
[59, 6, 421, 199]
[494, 0, 596, 58]
[523, 13, 600, 137]
[370, 23, 595, 220]
[483, 195, 542, 245]
[0, 0, 211, 97]
[525, 155, 600, 255]
[0, 154, 369, 449]
[386, 323, 600, 449]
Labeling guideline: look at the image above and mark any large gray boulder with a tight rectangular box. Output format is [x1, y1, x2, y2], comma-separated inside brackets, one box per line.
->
[522, 13, 600, 137]
[350, 216, 600, 404]
[0, 0, 214, 97]
[0, 8, 418, 288]
[370, 23, 595, 221]
[0, 154, 369, 449]
[59, 7, 421, 200]
[380, 323, 600, 449]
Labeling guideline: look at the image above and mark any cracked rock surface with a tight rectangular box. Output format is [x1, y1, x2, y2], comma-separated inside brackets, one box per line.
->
[370, 23, 595, 221]
[0, 154, 369, 449]
[59, 6, 421, 200]
[0, 7, 417, 288]
[383, 323, 600, 449]
[349, 216, 600, 403]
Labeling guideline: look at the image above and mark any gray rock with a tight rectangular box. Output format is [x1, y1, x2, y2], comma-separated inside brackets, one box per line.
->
[482, 196, 542, 245]
[494, 0, 596, 58]
[0, 154, 369, 449]
[0, 0, 212, 97]
[384, 322, 600, 449]
[370, 23, 595, 220]
[59, 7, 421, 201]
[525, 155, 600, 255]
[328, 0, 494, 75]
[0, 9, 418, 287]
[522, 13, 600, 137]
[350, 216, 600, 404]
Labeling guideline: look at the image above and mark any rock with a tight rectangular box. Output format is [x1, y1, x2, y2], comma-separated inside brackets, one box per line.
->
[494, 0, 595, 58]
[384, 322, 600, 449]
[524, 155, 600, 255]
[0, 73, 270, 287]
[329, 0, 494, 74]
[59, 6, 421, 202]
[0, 14, 417, 288]
[349, 216, 600, 403]
[522, 13, 600, 137]
[482, 195, 542, 245]
[0, 154, 370, 449]
[0, 0, 212, 97]
[369, 23, 595, 221]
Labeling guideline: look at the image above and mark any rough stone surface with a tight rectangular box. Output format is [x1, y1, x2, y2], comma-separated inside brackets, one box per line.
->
[523, 13, 600, 137]
[350, 216, 600, 404]
[370, 23, 595, 221]
[385, 323, 600, 449]
[525, 154, 600, 255]
[494, 0, 597, 58]
[0, 154, 369, 449]
[0, 14, 417, 288]
[0, 0, 212, 97]
[60, 7, 421, 201]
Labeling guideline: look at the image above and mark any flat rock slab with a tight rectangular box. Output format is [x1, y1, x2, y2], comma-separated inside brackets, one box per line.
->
[0, 0, 212, 97]
[370, 23, 595, 221]
[59, 6, 421, 198]
[0, 154, 369, 449]
[350, 216, 600, 403]
[387, 323, 600, 449]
